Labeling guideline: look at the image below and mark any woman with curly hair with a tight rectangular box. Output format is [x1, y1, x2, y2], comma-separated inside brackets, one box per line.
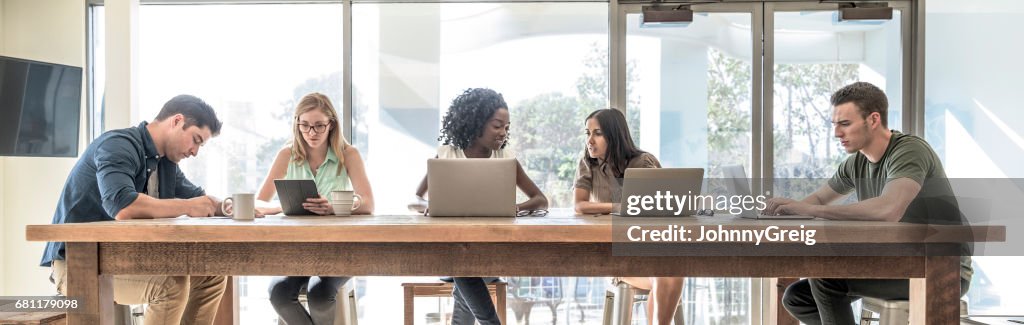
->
[414, 88, 548, 325]
[574, 108, 683, 325]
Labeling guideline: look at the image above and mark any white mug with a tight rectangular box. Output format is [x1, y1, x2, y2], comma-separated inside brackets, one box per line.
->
[329, 190, 362, 215]
[222, 193, 255, 221]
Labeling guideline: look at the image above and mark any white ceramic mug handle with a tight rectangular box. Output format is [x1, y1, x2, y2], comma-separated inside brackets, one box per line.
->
[352, 193, 362, 211]
[221, 197, 234, 217]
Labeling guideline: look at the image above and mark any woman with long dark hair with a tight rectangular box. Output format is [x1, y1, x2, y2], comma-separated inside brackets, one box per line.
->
[574, 108, 684, 324]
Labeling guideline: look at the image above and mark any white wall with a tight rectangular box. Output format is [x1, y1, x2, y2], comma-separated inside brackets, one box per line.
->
[0, 0, 6, 295]
[1, 0, 86, 296]
[0, 157, 5, 294]
[925, 6, 1024, 178]
[925, 0, 1024, 314]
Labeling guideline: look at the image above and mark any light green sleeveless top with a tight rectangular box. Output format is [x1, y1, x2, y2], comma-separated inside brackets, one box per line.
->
[284, 147, 350, 197]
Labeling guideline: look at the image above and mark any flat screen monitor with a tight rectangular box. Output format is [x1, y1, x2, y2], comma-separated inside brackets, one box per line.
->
[0, 55, 82, 157]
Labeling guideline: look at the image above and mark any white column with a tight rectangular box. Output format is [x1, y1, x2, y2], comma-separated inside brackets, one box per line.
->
[104, 0, 139, 130]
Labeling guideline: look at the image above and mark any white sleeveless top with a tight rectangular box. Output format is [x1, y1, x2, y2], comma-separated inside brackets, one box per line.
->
[436, 145, 513, 159]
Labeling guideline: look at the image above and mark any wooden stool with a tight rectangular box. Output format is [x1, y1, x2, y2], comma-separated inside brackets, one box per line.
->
[0, 311, 66, 325]
[402, 281, 506, 325]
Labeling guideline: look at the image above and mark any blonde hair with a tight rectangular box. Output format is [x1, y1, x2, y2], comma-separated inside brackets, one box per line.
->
[290, 92, 349, 175]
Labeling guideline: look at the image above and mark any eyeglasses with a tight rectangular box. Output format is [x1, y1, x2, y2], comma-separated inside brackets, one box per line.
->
[298, 123, 331, 134]
[516, 209, 549, 217]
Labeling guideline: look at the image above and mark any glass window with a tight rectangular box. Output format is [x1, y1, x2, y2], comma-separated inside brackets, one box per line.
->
[350, 4, 609, 323]
[351, 3, 608, 212]
[925, 0, 1024, 315]
[137, 3, 344, 198]
[771, 8, 904, 197]
[626, 10, 755, 324]
[627, 11, 754, 177]
[135, 4, 344, 323]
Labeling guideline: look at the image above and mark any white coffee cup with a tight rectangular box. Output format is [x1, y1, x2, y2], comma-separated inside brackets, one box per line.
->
[222, 193, 255, 221]
[329, 190, 362, 216]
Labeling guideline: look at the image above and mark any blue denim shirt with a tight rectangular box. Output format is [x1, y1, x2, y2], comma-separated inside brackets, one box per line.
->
[39, 121, 205, 267]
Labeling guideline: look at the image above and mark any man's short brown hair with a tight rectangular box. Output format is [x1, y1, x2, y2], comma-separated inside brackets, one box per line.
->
[830, 81, 888, 127]
[155, 95, 223, 135]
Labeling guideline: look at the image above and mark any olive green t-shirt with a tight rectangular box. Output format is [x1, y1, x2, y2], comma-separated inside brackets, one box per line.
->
[827, 130, 972, 283]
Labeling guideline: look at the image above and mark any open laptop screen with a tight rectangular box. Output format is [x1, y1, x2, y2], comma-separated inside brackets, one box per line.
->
[427, 158, 517, 217]
[618, 168, 705, 217]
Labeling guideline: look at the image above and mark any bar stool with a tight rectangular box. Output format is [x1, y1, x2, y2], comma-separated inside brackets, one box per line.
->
[603, 281, 684, 325]
[859, 297, 969, 324]
[858, 297, 908, 325]
[0, 311, 65, 324]
[114, 304, 144, 325]
[401, 281, 507, 325]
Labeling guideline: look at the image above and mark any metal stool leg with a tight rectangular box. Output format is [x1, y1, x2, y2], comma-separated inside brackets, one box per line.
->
[336, 280, 358, 325]
[113, 304, 131, 325]
[611, 283, 636, 325]
[603, 290, 614, 325]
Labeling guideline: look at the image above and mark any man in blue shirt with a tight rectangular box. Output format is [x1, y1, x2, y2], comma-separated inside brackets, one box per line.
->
[42, 95, 228, 325]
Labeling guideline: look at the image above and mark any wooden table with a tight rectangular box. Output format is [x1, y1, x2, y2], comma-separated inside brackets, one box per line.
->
[26, 214, 1004, 325]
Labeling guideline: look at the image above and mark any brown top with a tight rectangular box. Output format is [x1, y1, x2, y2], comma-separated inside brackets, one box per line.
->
[574, 152, 661, 203]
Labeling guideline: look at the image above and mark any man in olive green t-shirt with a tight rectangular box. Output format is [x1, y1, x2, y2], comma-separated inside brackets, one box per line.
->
[765, 82, 972, 325]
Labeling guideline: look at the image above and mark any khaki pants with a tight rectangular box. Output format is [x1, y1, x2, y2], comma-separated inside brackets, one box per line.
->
[52, 260, 227, 325]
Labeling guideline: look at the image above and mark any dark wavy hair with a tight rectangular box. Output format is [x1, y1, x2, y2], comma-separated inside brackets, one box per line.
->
[438, 88, 509, 150]
[830, 81, 889, 127]
[155, 94, 223, 135]
[583, 109, 645, 178]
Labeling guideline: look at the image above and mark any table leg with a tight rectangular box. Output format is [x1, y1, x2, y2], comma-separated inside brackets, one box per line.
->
[496, 283, 506, 325]
[66, 242, 113, 325]
[911, 255, 960, 324]
[404, 285, 414, 325]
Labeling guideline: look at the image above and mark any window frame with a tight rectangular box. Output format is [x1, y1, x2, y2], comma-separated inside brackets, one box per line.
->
[616, 4, 765, 324]
[762, 1, 913, 195]
[84, 1, 927, 323]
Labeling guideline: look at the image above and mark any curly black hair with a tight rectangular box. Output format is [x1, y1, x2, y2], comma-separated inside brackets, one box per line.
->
[438, 88, 509, 150]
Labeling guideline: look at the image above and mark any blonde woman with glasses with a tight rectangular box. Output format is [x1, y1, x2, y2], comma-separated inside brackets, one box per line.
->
[257, 92, 374, 325]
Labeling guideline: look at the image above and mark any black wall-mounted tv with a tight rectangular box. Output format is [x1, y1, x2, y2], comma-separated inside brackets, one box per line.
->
[0, 55, 82, 157]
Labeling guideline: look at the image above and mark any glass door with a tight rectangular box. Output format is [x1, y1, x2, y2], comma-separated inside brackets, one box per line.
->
[620, 4, 761, 323]
[765, 1, 911, 198]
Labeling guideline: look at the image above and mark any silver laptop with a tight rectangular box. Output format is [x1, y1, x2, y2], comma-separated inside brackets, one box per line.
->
[616, 168, 705, 217]
[721, 165, 814, 220]
[427, 158, 517, 217]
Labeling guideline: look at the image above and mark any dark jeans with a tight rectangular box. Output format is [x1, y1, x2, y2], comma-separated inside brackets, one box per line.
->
[451, 277, 501, 325]
[269, 276, 350, 325]
[782, 278, 970, 325]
